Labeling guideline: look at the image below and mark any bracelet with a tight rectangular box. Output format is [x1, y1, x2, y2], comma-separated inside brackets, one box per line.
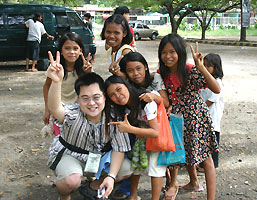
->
[107, 173, 116, 181]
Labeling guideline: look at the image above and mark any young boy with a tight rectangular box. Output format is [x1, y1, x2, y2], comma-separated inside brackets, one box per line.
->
[46, 59, 132, 200]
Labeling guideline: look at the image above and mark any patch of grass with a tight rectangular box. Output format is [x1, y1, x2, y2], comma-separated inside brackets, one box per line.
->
[157, 25, 257, 37]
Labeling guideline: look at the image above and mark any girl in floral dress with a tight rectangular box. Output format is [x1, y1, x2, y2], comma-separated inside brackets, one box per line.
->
[158, 33, 220, 200]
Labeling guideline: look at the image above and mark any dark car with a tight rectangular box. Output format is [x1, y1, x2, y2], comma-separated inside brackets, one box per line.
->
[129, 22, 159, 40]
[0, 4, 96, 70]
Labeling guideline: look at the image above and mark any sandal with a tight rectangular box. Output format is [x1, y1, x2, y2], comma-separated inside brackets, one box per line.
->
[125, 196, 141, 200]
[163, 186, 178, 200]
[111, 189, 129, 200]
[79, 180, 109, 200]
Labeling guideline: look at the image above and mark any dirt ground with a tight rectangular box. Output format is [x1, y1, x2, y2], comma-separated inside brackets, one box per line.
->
[0, 38, 257, 200]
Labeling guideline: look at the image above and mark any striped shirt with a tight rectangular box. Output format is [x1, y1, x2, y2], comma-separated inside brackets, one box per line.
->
[48, 103, 131, 165]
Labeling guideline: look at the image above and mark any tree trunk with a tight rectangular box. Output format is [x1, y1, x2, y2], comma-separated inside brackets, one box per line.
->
[169, 14, 178, 33]
[240, 27, 247, 41]
[201, 27, 206, 40]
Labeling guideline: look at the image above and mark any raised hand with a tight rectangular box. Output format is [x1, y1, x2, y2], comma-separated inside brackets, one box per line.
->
[108, 114, 131, 133]
[82, 52, 92, 73]
[46, 51, 64, 83]
[190, 42, 204, 71]
[109, 53, 123, 76]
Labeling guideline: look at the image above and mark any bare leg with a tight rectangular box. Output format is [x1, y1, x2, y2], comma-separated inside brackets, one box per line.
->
[202, 156, 216, 200]
[181, 165, 201, 190]
[31, 60, 38, 71]
[163, 168, 179, 200]
[151, 176, 163, 200]
[25, 58, 30, 71]
[56, 173, 81, 200]
[126, 174, 140, 200]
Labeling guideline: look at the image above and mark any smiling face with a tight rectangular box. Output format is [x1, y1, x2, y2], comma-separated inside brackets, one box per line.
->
[78, 83, 105, 123]
[161, 42, 179, 73]
[107, 83, 130, 106]
[104, 22, 127, 51]
[61, 40, 82, 64]
[126, 61, 147, 86]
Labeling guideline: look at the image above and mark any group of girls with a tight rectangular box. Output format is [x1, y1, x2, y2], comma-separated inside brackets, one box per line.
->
[44, 13, 224, 200]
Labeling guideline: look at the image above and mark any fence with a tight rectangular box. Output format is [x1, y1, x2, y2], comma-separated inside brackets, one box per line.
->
[91, 15, 256, 29]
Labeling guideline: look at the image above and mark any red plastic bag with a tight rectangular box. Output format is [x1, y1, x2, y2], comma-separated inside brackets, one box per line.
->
[146, 98, 175, 151]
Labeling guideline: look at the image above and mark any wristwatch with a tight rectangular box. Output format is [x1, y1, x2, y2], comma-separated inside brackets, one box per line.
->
[107, 173, 116, 181]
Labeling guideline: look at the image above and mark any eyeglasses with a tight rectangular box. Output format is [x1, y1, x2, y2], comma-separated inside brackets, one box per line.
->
[80, 94, 103, 103]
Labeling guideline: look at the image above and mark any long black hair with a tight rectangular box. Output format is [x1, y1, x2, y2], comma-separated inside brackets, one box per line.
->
[57, 32, 85, 79]
[158, 33, 189, 91]
[204, 53, 224, 79]
[119, 51, 153, 89]
[104, 75, 146, 126]
[100, 14, 132, 46]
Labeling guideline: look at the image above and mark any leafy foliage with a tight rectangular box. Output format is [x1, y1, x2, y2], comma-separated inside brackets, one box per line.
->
[0, 0, 85, 7]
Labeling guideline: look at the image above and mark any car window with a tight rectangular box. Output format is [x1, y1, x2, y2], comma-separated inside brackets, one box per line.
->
[143, 24, 149, 29]
[67, 12, 84, 27]
[136, 24, 143, 28]
[7, 14, 32, 29]
[0, 14, 3, 27]
[55, 12, 69, 27]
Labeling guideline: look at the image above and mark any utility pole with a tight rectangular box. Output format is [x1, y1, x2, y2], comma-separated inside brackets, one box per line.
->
[240, 0, 251, 41]
[240, 0, 247, 41]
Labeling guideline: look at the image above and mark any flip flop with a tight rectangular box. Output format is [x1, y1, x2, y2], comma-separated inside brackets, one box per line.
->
[111, 189, 129, 200]
[125, 196, 141, 200]
[163, 186, 178, 200]
[180, 185, 204, 192]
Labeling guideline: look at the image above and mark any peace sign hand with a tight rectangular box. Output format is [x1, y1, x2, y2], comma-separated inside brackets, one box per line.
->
[109, 53, 123, 76]
[46, 51, 64, 83]
[108, 114, 131, 133]
[190, 42, 204, 71]
[82, 53, 92, 73]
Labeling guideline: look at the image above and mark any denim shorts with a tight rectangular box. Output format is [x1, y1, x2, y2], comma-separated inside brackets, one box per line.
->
[26, 41, 40, 60]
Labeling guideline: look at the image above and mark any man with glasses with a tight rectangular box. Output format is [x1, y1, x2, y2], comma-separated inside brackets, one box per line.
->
[46, 61, 132, 200]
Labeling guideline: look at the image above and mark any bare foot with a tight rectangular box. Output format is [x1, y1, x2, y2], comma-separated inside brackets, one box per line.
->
[180, 182, 203, 191]
[126, 195, 141, 200]
[31, 68, 38, 72]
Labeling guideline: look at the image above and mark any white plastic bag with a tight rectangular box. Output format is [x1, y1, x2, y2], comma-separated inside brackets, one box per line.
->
[40, 122, 54, 138]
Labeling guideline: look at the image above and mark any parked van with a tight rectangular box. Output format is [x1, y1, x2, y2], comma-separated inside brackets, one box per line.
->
[0, 4, 96, 70]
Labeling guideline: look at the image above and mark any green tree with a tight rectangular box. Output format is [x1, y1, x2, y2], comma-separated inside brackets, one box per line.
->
[105, 0, 194, 33]
[186, 0, 240, 39]
[0, 0, 84, 7]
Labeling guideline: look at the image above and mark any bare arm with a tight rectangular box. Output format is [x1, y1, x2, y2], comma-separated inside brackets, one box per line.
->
[43, 77, 52, 124]
[190, 43, 220, 94]
[109, 114, 159, 138]
[159, 90, 170, 108]
[47, 51, 65, 123]
[45, 32, 54, 40]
